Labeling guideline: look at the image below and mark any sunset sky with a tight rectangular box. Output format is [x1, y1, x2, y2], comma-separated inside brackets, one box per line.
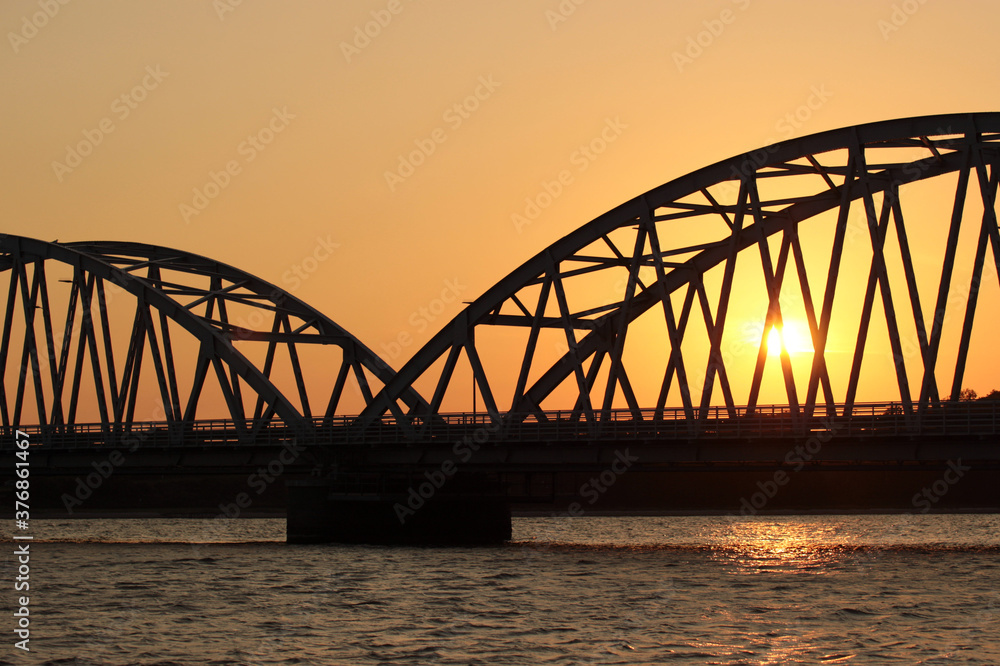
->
[3, 0, 1000, 418]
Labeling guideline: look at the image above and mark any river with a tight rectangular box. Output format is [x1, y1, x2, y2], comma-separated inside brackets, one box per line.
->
[4, 514, 999, 664]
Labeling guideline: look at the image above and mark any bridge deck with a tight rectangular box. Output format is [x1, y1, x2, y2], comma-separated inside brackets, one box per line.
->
[3, 401, 998, 450]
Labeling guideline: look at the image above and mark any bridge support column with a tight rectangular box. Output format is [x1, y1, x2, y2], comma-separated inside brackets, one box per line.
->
[286, 480, 511, 545]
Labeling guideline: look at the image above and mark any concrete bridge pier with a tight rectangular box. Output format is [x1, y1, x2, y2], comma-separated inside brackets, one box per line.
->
[285, 479, 512, 545]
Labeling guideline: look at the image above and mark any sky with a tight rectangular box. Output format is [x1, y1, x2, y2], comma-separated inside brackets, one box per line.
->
[2, 0, 1000, 419]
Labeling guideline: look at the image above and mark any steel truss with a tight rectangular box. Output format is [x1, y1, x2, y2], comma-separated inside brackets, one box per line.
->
[359, 113, 1000, 434]
[0, 237, 425, 441]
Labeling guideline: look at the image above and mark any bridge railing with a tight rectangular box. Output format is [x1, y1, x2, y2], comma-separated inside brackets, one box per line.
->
[0, 419, 304, 450]
[390, 401, 999, 444]
[2, 400, 997, 449]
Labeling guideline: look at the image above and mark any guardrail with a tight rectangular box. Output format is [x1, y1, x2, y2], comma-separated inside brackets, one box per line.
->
[1, 401, 997, 450]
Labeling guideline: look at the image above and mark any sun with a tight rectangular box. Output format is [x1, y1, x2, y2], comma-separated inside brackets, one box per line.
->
[766, 322, 814, 357]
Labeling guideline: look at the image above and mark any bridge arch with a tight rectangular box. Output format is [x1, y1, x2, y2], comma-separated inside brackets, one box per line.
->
[360, 113, 1000, 431]
[0, 236, 426, 440]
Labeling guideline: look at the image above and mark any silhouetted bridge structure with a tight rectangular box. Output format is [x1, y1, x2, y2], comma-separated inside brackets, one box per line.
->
[8, 400, 1000, 542]
[13, 401, 1000, 452]
[3, 113, 1000, 543]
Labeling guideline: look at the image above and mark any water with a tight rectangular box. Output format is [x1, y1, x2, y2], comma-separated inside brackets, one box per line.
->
[3, 515, 1000, 664]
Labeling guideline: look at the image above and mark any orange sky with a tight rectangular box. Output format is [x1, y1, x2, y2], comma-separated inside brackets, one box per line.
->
[3, 0, 1000, 419]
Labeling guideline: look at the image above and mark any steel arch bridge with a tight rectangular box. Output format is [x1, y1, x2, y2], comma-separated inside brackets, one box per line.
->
[2, 113, 999, 448]
[358, 113, 1000, 435]
[0, 237, 426, 442]
[5, 114, 1000, 540]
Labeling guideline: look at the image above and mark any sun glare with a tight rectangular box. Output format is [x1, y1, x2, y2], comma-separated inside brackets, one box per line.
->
[766, 326, 784, 357]
[766, 322, 814, 357]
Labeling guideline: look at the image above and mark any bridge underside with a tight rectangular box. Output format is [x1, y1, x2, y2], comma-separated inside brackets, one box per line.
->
[13, 426, 1000, 545]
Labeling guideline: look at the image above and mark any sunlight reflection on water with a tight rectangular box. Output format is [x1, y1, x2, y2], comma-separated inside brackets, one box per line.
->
[13, 514, 1000, 665]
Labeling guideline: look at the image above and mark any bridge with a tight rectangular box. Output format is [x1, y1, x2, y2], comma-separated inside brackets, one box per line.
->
[3, 113, 1000, 543]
